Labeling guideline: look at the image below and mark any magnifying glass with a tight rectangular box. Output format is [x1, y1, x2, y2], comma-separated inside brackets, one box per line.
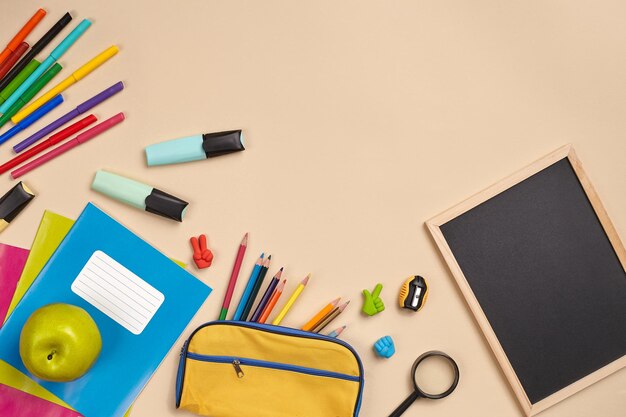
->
[388, 351, 460, 417]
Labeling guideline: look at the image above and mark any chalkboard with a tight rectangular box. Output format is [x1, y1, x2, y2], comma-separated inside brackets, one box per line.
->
[427, 145, 626, 416]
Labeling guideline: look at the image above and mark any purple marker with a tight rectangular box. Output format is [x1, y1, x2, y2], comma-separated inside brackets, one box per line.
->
[13, 81, 124, 153]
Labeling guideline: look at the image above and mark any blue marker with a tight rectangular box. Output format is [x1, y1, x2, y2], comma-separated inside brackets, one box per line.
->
[232, 253, 264, 321]
[0, 95, 64, 146]
[0, 19, 91, 114]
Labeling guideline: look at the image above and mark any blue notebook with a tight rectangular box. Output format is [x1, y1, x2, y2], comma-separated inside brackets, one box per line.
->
[0, 203, 211, 417]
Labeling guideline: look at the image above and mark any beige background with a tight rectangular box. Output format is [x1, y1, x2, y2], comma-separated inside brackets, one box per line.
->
[2, 1, 625, 416]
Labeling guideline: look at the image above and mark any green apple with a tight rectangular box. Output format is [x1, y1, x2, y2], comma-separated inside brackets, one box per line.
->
[19, 303, 102, 382]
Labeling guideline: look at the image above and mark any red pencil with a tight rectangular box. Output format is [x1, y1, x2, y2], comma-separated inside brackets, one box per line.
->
[219, 233, 248, 320]
[0, 114, 97, 175]
[258, 279, 286, 324]
[0, 9, 46, 67]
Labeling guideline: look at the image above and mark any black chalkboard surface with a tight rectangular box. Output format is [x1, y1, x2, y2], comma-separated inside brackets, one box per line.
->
[427, 146, 626, 415]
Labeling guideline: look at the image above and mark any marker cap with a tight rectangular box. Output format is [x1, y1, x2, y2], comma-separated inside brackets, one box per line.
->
[92, 170, 188, 221]
[145, 129, 244, 166]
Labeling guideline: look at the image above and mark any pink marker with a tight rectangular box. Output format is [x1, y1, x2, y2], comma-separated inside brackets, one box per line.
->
[11, 113, 125, 179]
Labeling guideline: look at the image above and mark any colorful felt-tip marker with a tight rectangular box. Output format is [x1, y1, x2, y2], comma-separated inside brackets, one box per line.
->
[145, 129, 245, 166]
[0, 94, 63, 146]
[11, 112, 124, 179]
[91, 170, 189, 222]
[14, 81, 124, 153]
[0, 19, 91, 114]
[0, 181, 35, 233]
[0, 42, 29, 81]
[0, 13, 72, 92]
[12, 45, 119, 123]
[0, 115, 97, 175]
[0, 59, 40, 106]
[0, 63, 62, 130]
[0, 9, 46, 67]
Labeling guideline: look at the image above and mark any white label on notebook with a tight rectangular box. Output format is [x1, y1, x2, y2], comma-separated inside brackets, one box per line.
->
[71, 250, 165, 335]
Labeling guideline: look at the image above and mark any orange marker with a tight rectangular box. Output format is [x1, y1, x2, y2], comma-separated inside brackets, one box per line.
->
[0, 9, 46, 67]
[258, 280, 286, 324]
[301, 297, 340, 332]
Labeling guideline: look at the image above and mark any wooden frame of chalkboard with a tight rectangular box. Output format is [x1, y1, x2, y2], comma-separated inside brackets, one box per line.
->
[427, 144, 626, 416]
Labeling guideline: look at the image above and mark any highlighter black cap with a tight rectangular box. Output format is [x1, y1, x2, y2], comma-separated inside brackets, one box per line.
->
[145, 188, 188, 222]
[202, 130, 244, 157]
[0, 181, 35, 223]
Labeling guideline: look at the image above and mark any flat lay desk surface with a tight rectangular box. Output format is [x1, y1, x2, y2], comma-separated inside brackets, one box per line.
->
[3, 1, 626, 416]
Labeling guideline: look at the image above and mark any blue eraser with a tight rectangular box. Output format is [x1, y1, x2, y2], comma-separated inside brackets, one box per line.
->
[374, 336, 396, 359]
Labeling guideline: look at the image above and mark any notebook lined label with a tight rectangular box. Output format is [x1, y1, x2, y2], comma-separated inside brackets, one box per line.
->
[71, 250, 164, 335]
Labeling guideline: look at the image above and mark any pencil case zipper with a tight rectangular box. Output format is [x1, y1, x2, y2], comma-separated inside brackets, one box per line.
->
[176, 321, 364, 415]
[186, 352, 361, 382]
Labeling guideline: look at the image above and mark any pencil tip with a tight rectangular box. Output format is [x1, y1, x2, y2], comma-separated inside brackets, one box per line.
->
[260, 252, 265, 259]
[302, 274, 310, 285]
[241, 233, 249, 245]
[268, 254, 272, 259]
[279, 267, 284, 271]
[331, 297, 341, 306]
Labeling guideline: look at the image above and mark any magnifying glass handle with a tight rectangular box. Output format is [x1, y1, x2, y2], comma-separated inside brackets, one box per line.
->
[388, 391, 420, 417]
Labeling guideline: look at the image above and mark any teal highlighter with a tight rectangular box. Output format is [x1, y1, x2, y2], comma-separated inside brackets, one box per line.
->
[0, 19, 92, 114]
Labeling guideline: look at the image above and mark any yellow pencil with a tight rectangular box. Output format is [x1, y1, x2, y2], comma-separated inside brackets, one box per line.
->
[12, 45, 119, 123]
[272, 274, 310, 325]
[301, 297, 340, 332]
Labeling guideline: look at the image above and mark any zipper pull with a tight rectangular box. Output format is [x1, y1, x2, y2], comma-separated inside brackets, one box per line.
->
[232, 359, 244, 378]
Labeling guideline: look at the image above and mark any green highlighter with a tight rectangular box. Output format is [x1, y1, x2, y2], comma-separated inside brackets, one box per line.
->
[0, 59, 40, 106]
[0, 63, 62, 129]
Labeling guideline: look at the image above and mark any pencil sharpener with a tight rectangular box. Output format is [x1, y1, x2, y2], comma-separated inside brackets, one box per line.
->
[399, 275, 428, 312]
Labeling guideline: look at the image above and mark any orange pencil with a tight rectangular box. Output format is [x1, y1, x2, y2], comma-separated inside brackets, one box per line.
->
[0, 9, 46, 67]
[258, 279, 286, 324]
[301, 297, 340, 331]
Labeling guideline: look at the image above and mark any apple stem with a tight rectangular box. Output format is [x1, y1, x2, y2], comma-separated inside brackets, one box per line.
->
[47, 350, 56, 360]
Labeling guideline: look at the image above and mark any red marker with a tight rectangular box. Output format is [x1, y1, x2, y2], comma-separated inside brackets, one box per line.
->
[11, 112, 124, 179]
[0, 115, 97, 175]
[0, 42, 29, 80]
[0, 9, 46, 67]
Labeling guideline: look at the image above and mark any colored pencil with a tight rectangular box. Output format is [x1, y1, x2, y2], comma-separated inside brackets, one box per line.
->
[327, 325, 347, 338]
[13, 81, 124, 153]
[0, 115, 97, 175]
[0, 42, 29, 81]
[11, 112, 125, 179]
[312, 301, 350, 333]
[301, 298, 340, 331]
[250, 268, 283, 322]
[0, 13, 72, 92]
[241, 255, 270, 320]
[0, 9, 46, 67]
[218, 233, 248, 320]
[0, 63, 62, 130]
[272, 273, 310, 325]
[0, 19, 91, 114]
[12, 45, 119, 123]
[232, 253, 264, 321]
[0, 94, 63, 146]
[258, 279, 286, 324]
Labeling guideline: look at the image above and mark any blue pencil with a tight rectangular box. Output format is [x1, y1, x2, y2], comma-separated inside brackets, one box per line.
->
[232, 253, 264, 320]
[0, 94, 63, 146]
[250, 268, 283, 322]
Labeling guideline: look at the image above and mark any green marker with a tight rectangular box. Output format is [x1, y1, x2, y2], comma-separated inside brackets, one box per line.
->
[0, 59, 40, 106]
[0, 63, 62, 129]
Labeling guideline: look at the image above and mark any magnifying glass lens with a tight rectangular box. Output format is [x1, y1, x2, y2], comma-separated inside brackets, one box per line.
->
[413, 354, 459, 398]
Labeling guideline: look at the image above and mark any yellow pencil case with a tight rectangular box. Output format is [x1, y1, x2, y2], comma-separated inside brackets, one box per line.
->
[176, 321, 364, 417]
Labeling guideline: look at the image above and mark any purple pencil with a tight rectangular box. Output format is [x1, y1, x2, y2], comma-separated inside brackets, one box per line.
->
[13, 81, 124, 153]
[250, 268, 283, 322]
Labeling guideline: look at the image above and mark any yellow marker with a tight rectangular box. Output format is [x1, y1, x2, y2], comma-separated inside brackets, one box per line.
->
[272, 274, 310, 325]
[12, 45, 119, 123]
